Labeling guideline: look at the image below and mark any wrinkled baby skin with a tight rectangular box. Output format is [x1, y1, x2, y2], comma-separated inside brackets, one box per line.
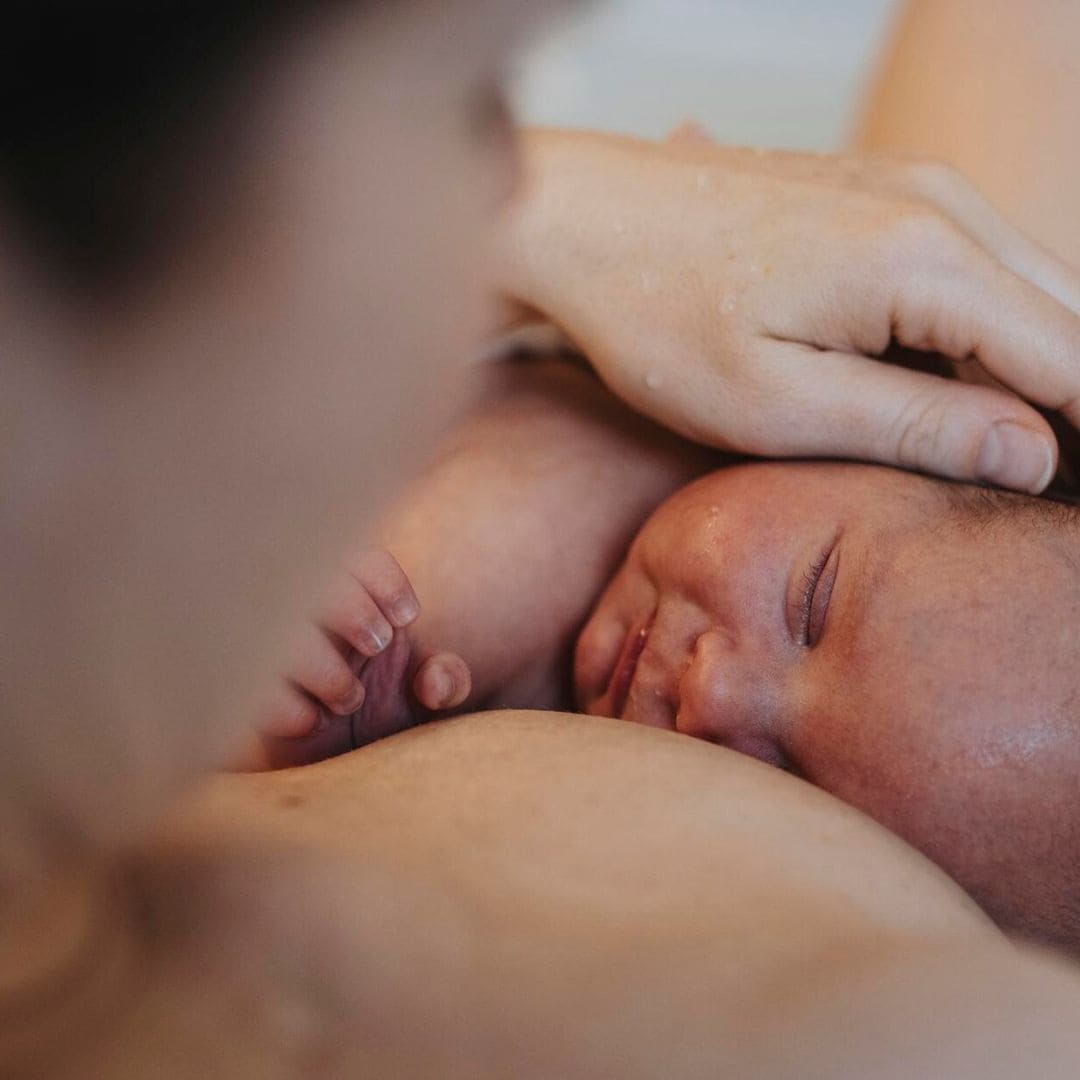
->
[575, 462, 1080, 952]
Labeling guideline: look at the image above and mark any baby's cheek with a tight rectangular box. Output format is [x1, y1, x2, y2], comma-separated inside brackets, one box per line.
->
[573, 614, 627, 710]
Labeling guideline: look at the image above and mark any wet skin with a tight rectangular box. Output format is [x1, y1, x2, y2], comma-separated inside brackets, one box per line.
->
[575, 462, 1080, 949]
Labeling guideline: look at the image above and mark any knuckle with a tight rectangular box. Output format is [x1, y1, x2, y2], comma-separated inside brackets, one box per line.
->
[889, 391, 954, 471]
[887, 201, 950, 253]
[880, 204, 974, 277]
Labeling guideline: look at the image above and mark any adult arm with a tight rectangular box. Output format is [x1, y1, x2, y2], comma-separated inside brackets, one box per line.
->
[496, 128, 1080, 494]
[858, 0, 1080, 270]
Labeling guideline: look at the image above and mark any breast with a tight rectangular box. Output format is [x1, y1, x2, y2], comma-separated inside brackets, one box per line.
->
[151, 709, 1042, 1079]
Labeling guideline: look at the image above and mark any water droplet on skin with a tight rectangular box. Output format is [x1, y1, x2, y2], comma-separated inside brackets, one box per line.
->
[720, 296, 737, 315]
[644, 371, 664, 391]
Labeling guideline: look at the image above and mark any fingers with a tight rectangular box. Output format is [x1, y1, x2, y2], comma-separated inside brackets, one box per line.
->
[412, 651, 472, 713]
[756, 341, 1058, 492]
[258, 714, 357, 770]
[890, 232, 1080, 430]
[257, 681, 323, 739]
[346, 547, 420, 629]
[286, 622, 366, 718]
[900, 159, 1080, 317]
[321, 577, 395, 658]
[321, 544, 421, 658]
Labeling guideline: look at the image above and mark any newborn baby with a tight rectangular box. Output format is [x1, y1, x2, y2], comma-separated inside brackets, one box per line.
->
[249, 360, 1080, 956]
[256, 459, 1080, 956]
[574, 461, 1080, 954]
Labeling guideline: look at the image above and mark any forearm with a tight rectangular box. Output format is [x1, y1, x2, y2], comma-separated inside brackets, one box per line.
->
[377, 355, 721, 709]
[857, 0, 1080, 269]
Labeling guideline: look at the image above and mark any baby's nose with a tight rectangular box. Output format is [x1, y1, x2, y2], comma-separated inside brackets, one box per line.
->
[675, 629, 787, 768]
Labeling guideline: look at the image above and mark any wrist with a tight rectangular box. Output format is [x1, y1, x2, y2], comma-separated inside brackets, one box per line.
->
[496, 128, 623, 322]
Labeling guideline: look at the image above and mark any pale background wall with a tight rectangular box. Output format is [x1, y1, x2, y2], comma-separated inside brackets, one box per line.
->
[514, 0, 902, 151]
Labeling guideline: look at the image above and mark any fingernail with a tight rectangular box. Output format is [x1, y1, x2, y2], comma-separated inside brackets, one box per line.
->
[366, 625, 390, 654]
[391, 597, 419, 626]
[975, 422, 1055, 494]
[341, 682, 366, 713]
[427, 669, 452, 708]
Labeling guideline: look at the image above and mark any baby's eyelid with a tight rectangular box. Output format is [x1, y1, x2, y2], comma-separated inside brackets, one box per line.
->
[807, 546, 840, 647]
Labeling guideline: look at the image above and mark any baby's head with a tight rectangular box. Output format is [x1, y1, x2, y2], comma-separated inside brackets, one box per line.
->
[575, 462, 1080, 953]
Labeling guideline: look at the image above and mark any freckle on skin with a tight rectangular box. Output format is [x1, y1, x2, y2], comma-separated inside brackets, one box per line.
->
[279, 792, 305, 810]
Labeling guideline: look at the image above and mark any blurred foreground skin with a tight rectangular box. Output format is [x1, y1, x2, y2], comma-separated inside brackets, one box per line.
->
[0, 0, 535, 878]
[0, 0, 548, 1072]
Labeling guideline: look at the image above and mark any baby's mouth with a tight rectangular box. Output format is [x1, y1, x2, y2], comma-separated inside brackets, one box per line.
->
[606, 611, 656, 718]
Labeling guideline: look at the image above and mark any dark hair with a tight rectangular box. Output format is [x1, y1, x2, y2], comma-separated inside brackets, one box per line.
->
[1, 4, 309, 290]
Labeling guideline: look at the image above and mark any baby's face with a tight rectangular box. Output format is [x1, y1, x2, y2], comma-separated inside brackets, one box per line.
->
[575, 462, 1080, 949]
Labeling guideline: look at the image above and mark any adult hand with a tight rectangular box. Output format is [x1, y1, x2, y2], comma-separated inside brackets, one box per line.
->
[497, 129, 1080, 493]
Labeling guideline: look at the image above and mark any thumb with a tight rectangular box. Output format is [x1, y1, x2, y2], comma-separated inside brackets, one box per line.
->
[413, 651, 472, 713]
[751, 342, 1058, 492]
